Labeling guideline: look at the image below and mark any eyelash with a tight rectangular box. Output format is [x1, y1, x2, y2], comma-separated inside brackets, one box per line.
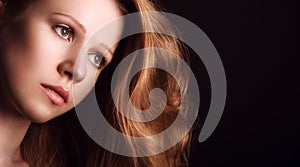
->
[54, 24, 74, 42]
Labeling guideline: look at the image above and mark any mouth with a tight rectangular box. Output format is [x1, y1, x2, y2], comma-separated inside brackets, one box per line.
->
[40, 84, 69, 106]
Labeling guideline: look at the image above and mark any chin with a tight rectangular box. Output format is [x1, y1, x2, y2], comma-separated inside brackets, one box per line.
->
[23, 111, 55, 123]
[19, 104, 64, 123]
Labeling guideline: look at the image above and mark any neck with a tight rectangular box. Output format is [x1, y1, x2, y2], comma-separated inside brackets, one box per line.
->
[0, 68, 31, 162]
[0, 104, 30, 162]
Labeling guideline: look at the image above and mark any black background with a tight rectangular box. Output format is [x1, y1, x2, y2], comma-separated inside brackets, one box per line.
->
[160, 0, 299, 166]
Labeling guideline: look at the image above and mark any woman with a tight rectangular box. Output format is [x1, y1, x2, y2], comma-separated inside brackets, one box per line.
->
[0, 0, 192, 166]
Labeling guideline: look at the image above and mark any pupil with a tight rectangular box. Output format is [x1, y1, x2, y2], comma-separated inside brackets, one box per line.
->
[95, 55, 101, 64]
[62, 28, 68, 36]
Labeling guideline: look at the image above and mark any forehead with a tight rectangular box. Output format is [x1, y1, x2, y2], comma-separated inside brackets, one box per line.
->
[27, 0, 122, 35]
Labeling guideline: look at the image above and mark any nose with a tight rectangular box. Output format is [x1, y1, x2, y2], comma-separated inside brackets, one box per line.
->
[57, 59, 87, 83]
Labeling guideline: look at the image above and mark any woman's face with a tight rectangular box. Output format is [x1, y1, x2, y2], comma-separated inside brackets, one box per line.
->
[0, 0, 123, 122]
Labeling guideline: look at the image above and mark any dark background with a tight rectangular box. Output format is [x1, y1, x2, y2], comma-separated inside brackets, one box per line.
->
[160, 0, 299, 166]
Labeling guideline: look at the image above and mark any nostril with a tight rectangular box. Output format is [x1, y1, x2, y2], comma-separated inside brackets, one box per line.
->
[57, 61, 74, 80]
[64, 71, 73, 79]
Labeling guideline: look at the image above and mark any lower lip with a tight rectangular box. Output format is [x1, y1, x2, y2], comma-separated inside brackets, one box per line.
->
[41, 85, 65, 106]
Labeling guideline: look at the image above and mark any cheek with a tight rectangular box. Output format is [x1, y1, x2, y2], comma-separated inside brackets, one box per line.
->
[5, 22, 67, 74]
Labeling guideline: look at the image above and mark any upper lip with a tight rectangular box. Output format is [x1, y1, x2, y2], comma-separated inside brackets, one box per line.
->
[41, 84, 69, 103]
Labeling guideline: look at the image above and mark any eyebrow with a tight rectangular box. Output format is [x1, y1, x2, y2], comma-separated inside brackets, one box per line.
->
[52, 12, 86, 34]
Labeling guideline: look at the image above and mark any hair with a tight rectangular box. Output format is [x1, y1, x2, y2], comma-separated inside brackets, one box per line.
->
[1, 0, 193, 166]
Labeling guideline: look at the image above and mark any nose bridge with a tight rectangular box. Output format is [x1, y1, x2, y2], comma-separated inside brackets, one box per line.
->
[58, 41, 87, 83]
[72, 48, 87, 83]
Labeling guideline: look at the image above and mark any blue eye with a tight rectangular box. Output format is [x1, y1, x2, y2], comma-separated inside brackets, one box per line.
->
[54, 24, 73, 42]
[88, 52, 105, 68]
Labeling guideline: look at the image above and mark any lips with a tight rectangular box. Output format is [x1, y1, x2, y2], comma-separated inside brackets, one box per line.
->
[41, 84, 69, 106]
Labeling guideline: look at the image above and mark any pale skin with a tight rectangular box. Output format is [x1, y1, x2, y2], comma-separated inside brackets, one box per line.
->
[0, 0, 123, 166]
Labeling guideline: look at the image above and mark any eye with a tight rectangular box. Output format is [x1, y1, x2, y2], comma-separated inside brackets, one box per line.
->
[54, 24, 73, 42]
[88, 52, 106, 68]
